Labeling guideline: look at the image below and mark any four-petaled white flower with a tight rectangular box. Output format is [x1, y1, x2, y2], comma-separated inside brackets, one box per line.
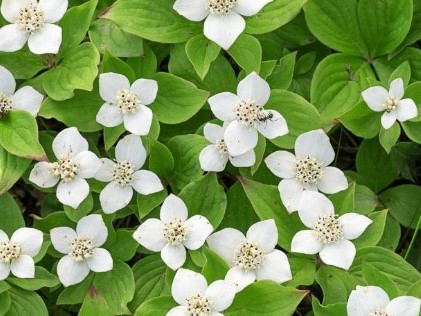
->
[347, 285, 420, 316]
[208, 72, 288, 156]
[167, 268, 236, 316]
[50, 214, 113, 287]
[265, 129, 348, 213]
[207, 219, 292, 292]
[29, 127, 101, 209]
[173, 0, 272, 50]
[0, 0, 68, 54]
[0, 228, 43, 280]
[96, 72, 158, 136]
[94, 134, 164, 214]
[133, 194, 213, 270]
[361, 78, 418, 130]
[291, 191, 372, 270]
[199, 123, 255, 172]
[0, 65, 43, 118]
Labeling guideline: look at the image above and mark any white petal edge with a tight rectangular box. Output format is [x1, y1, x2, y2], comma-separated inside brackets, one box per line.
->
[28, 23, 62, 54]
[204, 12, 245, 50]
[161, 244, 186, 270]
[294, 129, 335, 165]
[255, 249, 292, 284]
[11, 228, 43, 257]
[381, 110, 397, 130]
[96, 102, 124, 127]
[207, 92, 239, 122]
[56, 177, 89, 209]
[39, 0, 68, 23]
[386, 296, 420, 316]
[86, 248, 113, 272]
[75, 151, 100, 178]
[291, 230, 323, 255]
[224, 120, 258, 156]
[52, 127, 88, 158]
[256, 110, 288, 139]
[229, 149, 255, 167]
[29, 161, 59, 188]
[132, 170, 164, 195]
[361, 86, 389, 112]
[298, 191, 335, 229]
[206, 228, 246, 266]
[340, 213, 372, 240]
[0, 263, 11, 281]
[50, 227, 77, 254]
[347, 286, 390, 316]
[94, 158, 115, 182]
[172, 268, 208, 305]
[389, 78, 404, 100]
[205, 280, 237, 312]
[265, 150, 297, 179]
[246, 219, 278, 253]
[237, 72, 271, 106]
[160, 194, 188, 222]
[133, 218, 165, 252]
[130, 79, 158, 105]
[76, 214, 108, 247]
[0, 65, 16, 95]
[317, 166, 348, 194]
[319, 239, 356, 270]
[99, 182, 134, 214]
[173, 0, 209, 21]
[99, 73, 130, 103]
[115, 134, 146, 170]
[57, 255, 90, 287]
[278, 178, 305, 214]
[11, 86, 43, 116]
[183, 215, 213, 250]
[225, 266, 256, 292]
[203, 123, 225, 143]
[396, 99, 418, 122]
[123, 105, 153, 136]
[234, 0, 272, 16]
[0, 24, 29, 53]
[199, 145, 228, 172]
[10, 254, 35, 278]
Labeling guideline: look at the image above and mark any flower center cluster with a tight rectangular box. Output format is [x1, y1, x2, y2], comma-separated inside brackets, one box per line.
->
[294, 156, 323, 184]
[370, 310, 389, 316]
[116, 89, 141, 114]
[69, 237, 94, 261]
[112, 161, 134, 187]
[215, 138, 228, 156]
[163, 218, 187, 246]
[0, 241, 21, 263]
[0, 93, 12, 118]
[50, 153, 80, 182]
[383, 96, 399, 113]
[233, 241, 265, 270]
[234, 98, 263, 128]
[314, 214, 343, 244]
[17, 3, 45, 33]
[205, 0, 237, 14]
[186, 293, 212, 316]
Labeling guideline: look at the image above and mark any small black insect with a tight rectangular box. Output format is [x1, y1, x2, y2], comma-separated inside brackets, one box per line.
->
[257, 111, 275, 123]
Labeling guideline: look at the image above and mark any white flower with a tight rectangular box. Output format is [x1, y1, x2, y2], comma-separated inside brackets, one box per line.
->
[208, 72, 288, 156]
[50, 214, 113, 287]
[96, 73, 158, 136]
[291, 191, 372, 270]
[0, 228, 43, 280]
[133, 194, 213, 270]
[199, 123, 255, 172]
[94, 134, 164, 214]
[173, 0, 272, 50]
[207, 219, 292, 292]
[0, 65, 43, 118]
[29, 127, 101, 209]
[361, 78, 418, 130]
[167, 268, 236, 316]
[265, 129, 348, 213]
[0, 0, 68, 54]
[347, 285, 420, 316]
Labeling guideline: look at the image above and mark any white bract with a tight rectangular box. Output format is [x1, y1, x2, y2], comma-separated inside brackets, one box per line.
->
[361, 78, 418, 130]
[207, 219, 292, 292]
[265, 129, 348, 213]
[96, 73, 158, 136]
[347, 285, 420, 316]
[167, 268, 236, 316]
[94, 134, 164, 214]
[0, 65, 43, 118]
[133, 194, 213, 270]
[29, 127, 101, 209]
[0, 0, 68, 54]
[291, 191, 372, 270]
[173, 0, 272, 50]
[0, 228, 43, 280]
[50, 214, 113, 287]
[208, 72, 288, 156]
[199, 123, 255, 172]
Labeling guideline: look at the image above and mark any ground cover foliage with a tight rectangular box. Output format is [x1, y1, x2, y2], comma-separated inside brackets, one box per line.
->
[0, 0, 420, 315]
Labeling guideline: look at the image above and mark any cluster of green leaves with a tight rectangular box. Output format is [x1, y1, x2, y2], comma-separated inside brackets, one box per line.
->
[0, 0, 421, 315]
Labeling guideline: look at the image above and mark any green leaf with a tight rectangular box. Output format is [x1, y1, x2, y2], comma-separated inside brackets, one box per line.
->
[341, 101, 382, 139]
[102, 0, 201, 43]
[265, 90, 326, 149]
[137, 189, 167, 219]
[351, 246, 421, 291]
[107, 230, 139, 261]
[79, 292, 113, 316]
[201, 247, 229, 284]
[356, 138, 398, 193]
[167, 134, 209, 190]
[0, 148, 30, 195]
[379, 124, 401, 153]
[311, 53, 375, 119]
[389, 61, 411, 86]
[89, 19, 144, 57]
[295, 52, 317, 75]
[102, 51, 136, 82]
[390, 142, 421, 182]
[129, 254, 169, 312]
[150, 72, 209, 124]
[378, 184, 421, 228]
[226, 281, 307, 316]
[362, 262, 400, 298]
[33, 211, 74, 234]
[43, 42, 100, 101]
[103, 125, 126, 151]
[185, 35, 220, 80]
[39, 82, 103, 133]
[58, 0, 99, 53]
[0, 193, 24, 236]
[6, 287, 48, 316]
[0, 290, 11, 316]
[56, 274, 95, 305]
[402, 120, 421, 144]
[267, 52, 297, 90]
[0, 111, 45, 160]
[316, 266, 360, 304]
[134, 296, 175, 316]
[127, 43, 157, 78]
[377, 215, 401, 251]
[7, 267, 59, 291]
[227, 34, 262, 73]
[0, 51, 45, 79]
[63, 194, 94, 222]
[240, 178, 304, 250]
[286, 254, 317, 287]
[353, 210, 388, 248]
[147, 138, 174, 178]
[245, 0, 307, 34]
[179, 173, 227, 228]
[312, 297, 347, 316]
[93, 259, 135, 315]
[251, 134, 266, 175]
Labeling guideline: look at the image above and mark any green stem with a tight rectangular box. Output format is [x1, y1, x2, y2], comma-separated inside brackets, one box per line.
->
[404, 207, 421, 260]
